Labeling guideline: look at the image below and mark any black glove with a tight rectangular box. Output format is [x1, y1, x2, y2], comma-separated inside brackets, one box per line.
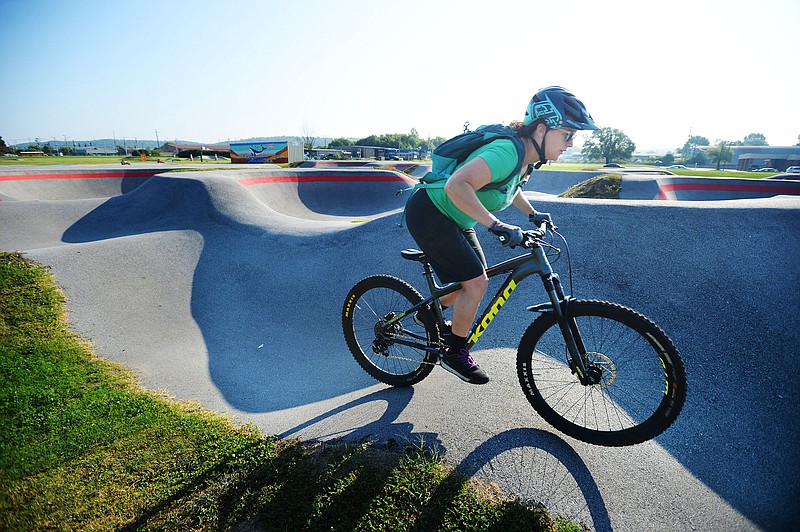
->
[489, 220, 523, 247]
[528, 210, 553, 227]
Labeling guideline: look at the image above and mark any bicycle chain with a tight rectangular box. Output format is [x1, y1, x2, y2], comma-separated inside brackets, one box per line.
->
[377, 331, 444, 366]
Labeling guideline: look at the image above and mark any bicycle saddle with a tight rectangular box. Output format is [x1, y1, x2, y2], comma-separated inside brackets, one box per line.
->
[400, 249, 426, 262]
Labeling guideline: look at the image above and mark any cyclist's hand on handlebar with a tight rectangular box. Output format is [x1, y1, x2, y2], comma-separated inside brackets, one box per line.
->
[489, 220, 524, 247]
[528, 210, 554, 229]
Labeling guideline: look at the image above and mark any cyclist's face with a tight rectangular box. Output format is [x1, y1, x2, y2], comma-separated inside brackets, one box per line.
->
[546, 128, 577, 160]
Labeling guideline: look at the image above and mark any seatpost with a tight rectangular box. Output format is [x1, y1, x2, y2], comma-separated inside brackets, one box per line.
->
[420, 260, 438, 295]
[419, 259, 449, 330]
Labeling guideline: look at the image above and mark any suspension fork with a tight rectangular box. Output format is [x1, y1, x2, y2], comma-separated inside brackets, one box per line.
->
[541, 272, 592, 383]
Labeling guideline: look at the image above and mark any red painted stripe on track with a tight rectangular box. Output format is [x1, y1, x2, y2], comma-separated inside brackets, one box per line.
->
[661, 182, 800, 194]
[0, 171, 159, 182]
[238, 174, 415, 186]
[658, 182, 800, 200]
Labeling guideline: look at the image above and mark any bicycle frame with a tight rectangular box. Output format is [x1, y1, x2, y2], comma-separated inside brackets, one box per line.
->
[387, 234, 592, 381]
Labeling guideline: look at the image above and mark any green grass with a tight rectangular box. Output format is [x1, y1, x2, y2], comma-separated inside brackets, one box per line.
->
[0, 252, 579, 531]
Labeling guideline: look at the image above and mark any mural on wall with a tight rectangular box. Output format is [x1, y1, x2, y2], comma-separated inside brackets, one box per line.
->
[230, 142, 289, 164]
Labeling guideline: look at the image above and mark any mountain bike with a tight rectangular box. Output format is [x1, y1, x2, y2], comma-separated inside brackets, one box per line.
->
[342, 222, 687, 446]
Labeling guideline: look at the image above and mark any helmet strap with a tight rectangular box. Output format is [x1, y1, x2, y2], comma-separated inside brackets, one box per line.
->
[532, 127, 548, 169]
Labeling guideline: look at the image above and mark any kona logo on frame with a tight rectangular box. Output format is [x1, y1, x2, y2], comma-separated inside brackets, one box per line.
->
[468, 280, 517, 344]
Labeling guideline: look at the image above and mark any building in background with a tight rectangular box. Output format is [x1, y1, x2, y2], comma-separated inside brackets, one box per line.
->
[230, 140, 303, 164]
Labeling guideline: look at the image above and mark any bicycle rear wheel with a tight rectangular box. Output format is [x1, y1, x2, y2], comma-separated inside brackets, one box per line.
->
[517, 300, 686, 446]
[342, 275, 439, 386]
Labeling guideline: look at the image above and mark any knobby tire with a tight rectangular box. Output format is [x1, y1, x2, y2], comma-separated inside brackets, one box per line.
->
[342, 275, 439, 386]
[517, 300, 687, 446]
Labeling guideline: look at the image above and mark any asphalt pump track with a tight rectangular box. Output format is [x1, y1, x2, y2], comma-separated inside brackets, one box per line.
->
[1, 165, 798, 531]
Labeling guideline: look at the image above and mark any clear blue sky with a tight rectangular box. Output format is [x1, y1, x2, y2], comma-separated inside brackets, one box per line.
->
[2, 0, 798, 150]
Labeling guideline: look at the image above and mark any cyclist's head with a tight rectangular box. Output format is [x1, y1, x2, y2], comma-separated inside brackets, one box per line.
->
[523, 86, 599, 131]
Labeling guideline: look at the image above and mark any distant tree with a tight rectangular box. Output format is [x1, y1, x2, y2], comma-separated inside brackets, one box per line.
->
[742, 133, 768, 146]
[581, 127, 636, 163]
[430, 136, 448, 148]
[687, 150, 708, 166]
[661, 153, 675, 165]
[328, 137, 354, 147]
[301, 122, 317, 155]
[679, 135, 710, 160]
[0, 136, 8, 154]
[707, 140, 734, 170]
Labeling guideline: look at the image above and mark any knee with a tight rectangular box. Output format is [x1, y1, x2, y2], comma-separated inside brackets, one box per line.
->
[462, 274, 488, 298]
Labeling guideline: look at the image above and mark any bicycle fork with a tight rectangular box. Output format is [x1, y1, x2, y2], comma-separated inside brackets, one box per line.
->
[531, 254, 597, 386]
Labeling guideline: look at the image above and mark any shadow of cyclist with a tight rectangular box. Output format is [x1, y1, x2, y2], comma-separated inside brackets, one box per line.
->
[453, 428, 611, 531]
[282, 392, 608, 531]
[279, 387, 444, 457]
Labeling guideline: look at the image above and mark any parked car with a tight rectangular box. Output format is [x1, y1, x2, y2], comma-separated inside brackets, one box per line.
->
[666, 165, 688, 170]
[755, 167, 778, 172]
[603, 163, 623, 168]
[786, 166, 800, 173]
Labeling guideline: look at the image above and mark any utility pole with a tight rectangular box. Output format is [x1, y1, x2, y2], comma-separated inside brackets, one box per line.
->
[155, 129, 160, 152]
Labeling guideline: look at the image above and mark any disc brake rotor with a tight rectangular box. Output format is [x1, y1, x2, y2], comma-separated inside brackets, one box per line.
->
[586, 352, 616, 388]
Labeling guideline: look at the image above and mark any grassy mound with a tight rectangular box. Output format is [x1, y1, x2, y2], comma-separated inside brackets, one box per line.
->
[560, 174, 622, 199]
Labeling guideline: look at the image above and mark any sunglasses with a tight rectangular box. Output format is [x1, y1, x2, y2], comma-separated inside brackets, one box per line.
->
[561, 130, 577, 142]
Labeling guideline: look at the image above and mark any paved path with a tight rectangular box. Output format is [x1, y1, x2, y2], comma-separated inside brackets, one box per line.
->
[1, 166, 798, 531]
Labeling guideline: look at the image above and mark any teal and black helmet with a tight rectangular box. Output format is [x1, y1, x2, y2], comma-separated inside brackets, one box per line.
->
[524, 86, 599, 130]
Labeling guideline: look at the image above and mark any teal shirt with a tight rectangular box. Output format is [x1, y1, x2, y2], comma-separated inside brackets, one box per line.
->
[426, 139, 522, 230]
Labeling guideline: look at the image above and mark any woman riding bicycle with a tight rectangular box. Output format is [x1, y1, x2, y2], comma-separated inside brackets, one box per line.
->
[404, 86, 599, 384]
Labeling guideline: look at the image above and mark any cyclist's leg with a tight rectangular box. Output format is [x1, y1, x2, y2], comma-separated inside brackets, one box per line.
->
[449, 272, 488, 337]
[446, 227, 487, 337]
[406, 192, 489, 383]
[438, 228, 488, 310]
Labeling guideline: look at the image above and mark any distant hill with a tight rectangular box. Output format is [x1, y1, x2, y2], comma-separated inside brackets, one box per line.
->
[13, 138, 169, 150]
[12, 136, 300, 150]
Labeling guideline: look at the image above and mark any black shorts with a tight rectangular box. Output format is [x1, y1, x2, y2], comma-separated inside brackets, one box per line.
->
[405, 189, 487, 284]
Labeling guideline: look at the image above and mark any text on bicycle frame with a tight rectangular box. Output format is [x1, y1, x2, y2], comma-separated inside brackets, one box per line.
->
[467, 279, 518, 345]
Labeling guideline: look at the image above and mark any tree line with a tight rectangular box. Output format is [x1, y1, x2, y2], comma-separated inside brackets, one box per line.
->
[327, 128, 448, 152]
[319, 127, 790, 167]
[0, 137, 161, 157]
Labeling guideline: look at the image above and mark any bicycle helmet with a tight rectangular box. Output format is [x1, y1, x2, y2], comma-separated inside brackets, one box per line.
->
[524, 86, 599, 130]
[523, 86, 599, 168]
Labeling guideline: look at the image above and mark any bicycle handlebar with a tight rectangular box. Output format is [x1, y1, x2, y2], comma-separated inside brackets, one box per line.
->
[516, 220, 556, 249]
[488, 220, 556, 248]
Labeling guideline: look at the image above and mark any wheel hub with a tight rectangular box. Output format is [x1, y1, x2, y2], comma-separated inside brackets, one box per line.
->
[372, 313, 402, 355]
[585, 352, 616, 388]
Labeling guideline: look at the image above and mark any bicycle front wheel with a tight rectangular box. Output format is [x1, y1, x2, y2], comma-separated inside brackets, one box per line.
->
[342, 275, 439, 386]
[517, 300, 686, 446]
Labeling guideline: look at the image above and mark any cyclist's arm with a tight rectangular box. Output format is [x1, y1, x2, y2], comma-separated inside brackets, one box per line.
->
[444, 157, 500, 228]
[512, 188, 535, 217]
